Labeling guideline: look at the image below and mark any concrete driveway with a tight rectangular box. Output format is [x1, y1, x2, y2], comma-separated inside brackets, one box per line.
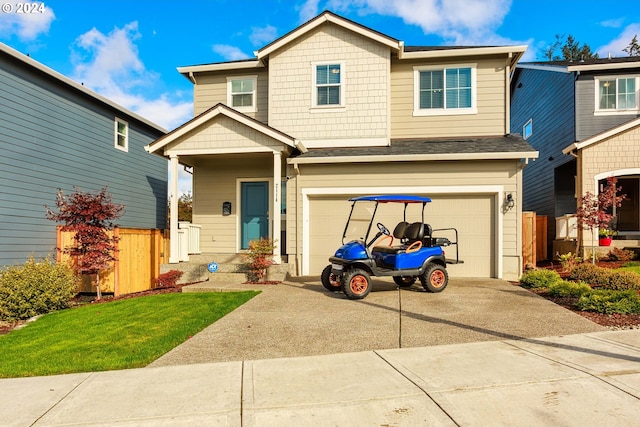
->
[149, 277, 605, 367]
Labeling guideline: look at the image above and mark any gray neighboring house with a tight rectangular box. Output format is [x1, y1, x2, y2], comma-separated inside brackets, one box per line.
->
[511, 57, 640, 256]
[0, 42, 168, 267]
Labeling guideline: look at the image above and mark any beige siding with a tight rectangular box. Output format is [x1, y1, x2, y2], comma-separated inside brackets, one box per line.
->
[390, 56, 507, 138]
[288, 160, 522, 279]
[166, 114, 284, 154]
[268, 23, 390, 146]
[192, 154, 275, 253]
[193, 70, 268, 123]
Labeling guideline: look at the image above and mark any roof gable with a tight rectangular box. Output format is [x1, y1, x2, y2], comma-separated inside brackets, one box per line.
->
[145, 103, 298, 155]
[256, 11, 401, 60]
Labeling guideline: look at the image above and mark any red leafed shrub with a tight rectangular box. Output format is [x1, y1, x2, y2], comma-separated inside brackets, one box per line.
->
[245, 238, 275, 283]
[154, 270, 184, 288]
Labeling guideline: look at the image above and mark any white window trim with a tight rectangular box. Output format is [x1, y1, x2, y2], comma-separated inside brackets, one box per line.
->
[311, 61, 346, 111]
[594, 75, 639, 116]
[523, 118, 533, 140]
[114, 118, 128, 152]
[413, 63, 477, 117]
[227, 75, 257, 113]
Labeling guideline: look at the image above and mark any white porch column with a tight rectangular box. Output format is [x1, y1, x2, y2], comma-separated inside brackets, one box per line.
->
[272, 151, 282, 264]
[169, 155, 180, 263]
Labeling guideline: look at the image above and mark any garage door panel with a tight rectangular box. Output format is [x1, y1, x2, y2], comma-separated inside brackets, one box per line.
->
[309, 194, 496, 278]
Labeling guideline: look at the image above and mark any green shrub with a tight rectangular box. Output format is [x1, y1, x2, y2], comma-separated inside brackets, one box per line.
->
[606, 270, 640, 290]
[568, 264, 610, 286]
[519, 269, 561, 289]
[576, 289, 640, 314]
[548, 280, 592, 298]
[0, 257, 79, 321]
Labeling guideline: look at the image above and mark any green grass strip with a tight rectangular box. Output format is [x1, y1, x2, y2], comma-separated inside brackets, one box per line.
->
[0, 292, 258, 378]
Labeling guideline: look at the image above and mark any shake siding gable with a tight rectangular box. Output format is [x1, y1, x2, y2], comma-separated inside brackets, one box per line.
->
[0, 50, 167, 266]
[391, 57, 507, 138]
[268, 23, 389, 146]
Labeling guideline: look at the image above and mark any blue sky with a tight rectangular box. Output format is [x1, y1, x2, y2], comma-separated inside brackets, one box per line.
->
[1, 0, 639, 193]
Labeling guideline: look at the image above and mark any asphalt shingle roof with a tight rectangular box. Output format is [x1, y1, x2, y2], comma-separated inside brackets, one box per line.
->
[295, 134, 537, 159]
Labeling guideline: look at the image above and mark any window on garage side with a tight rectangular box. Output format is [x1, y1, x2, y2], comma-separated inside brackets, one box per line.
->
[523, 118, 533, 140]
[114, 118, 128, 152]
[597, 76, 638, 112]
[227, 76, 257, 113]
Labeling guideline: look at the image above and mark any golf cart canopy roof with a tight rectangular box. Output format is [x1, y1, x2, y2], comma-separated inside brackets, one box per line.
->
[348, 195, 432, 203]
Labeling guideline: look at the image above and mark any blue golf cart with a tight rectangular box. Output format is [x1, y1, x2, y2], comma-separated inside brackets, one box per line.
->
[321, 195, 462, 299]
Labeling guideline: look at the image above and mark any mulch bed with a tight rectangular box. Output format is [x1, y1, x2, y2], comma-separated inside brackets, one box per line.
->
[529, 259, 640, 330]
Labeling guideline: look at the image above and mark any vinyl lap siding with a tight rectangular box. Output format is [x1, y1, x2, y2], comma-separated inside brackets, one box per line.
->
[193, 70, 268, 123]
[391, 57, 507, 138]
[0, 55, 166, 266]
[511, 68, 574, 219]
[575, 73, 640, 141]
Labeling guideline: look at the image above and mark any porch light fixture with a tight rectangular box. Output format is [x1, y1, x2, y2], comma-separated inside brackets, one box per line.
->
[505, 193, 515, 210]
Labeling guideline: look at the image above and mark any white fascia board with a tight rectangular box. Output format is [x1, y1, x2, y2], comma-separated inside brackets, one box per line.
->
[0, 42, 166, 134]
[177, 60, 263, 75]
[563, 116, 640, 154]
[566, 61, 640, 72]
[400, 45, 527, 62]
[288, 151, 539, 165]
[517, 63, 571, 73]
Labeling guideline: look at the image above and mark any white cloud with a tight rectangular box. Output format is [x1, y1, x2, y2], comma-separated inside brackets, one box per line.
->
[212, 43, 251, 60]
[600, 18, 625, 29]
[0, 1, 55, 40]
[323, 0, 516, 45]
[71, 22, 191, 130]
[250, 25, 278, 47]
[298, 0, 321, 23]
[598, 23, 640, 57]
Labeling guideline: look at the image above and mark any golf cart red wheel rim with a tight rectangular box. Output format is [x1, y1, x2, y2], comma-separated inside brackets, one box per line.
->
[350, 276, 367, 294]
[430, 270, 445, 288]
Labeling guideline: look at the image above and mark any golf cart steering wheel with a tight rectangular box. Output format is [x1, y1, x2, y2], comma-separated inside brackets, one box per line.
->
[377, 223, 391, 236]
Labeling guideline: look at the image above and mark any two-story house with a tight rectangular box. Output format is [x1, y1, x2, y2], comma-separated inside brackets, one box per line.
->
[146, 11, 537, 281]
[0, 42, 168, 267]
[511, 57, 640, 257]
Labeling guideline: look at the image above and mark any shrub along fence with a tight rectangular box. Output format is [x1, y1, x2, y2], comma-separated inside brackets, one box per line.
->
[57, 227, 169, 296]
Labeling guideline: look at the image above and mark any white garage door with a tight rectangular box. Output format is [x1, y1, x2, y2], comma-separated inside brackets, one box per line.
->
[308, 194, 496, 277]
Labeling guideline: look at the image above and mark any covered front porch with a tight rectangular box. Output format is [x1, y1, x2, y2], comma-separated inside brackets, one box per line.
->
[145, 104, 302, 271]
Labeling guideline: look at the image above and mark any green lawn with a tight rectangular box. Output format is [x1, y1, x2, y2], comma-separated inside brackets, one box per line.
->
[617, 262, 640, 274]
[0, 291, 258, 378]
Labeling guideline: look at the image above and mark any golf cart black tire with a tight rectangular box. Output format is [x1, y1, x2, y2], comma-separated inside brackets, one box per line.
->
[393, 276, 417, 287]
[342, 269, 372, 300]
[321, 265, 342, 292]
[420, 263, 448, 293]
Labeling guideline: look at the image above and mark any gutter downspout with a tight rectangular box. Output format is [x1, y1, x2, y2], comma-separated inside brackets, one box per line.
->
[505, 52, 512, 135]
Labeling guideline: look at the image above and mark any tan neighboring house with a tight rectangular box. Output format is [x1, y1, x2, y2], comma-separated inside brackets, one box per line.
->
[146, 11, 538, 281]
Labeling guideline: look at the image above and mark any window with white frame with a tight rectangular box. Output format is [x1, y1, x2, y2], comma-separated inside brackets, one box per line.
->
[227, 76, 257, 112]
[523, 118, 533, 140]
[596, 76, 638, 112]
[114, 118, 128, 152]
[414, 64, 477, 116]
[312, 62, 344, 108]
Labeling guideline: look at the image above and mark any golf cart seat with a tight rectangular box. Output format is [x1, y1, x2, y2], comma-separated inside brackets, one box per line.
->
[372, 222, 426, 255]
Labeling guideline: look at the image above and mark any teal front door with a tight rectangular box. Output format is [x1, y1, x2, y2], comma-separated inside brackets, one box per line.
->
[241, 181, 269, 249]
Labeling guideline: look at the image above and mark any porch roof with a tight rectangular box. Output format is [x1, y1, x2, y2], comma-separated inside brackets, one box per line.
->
[563, 117, 640, 155]
[145, 103, 298, 157]
[288, 134, 538, 164]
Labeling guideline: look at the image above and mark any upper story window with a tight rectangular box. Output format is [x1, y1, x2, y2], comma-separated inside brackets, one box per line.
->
[114, 118, 128, 152]
[523, 118, 533, 140]
[312, 62, 345, 109]
[596, 76, 638, 113]
[413, 64, 477, 116]
[227, 76, 257, 113]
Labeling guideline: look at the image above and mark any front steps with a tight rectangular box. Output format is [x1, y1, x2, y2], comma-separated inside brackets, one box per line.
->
[160, 253, 291, 286]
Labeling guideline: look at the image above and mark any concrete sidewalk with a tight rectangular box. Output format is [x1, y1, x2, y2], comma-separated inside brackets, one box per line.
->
[2, 330, 639, 426]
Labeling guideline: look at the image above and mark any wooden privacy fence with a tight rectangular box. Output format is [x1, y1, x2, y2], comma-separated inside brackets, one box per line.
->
[522, 212, 547, 267]
[57, 227, 169, 296]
